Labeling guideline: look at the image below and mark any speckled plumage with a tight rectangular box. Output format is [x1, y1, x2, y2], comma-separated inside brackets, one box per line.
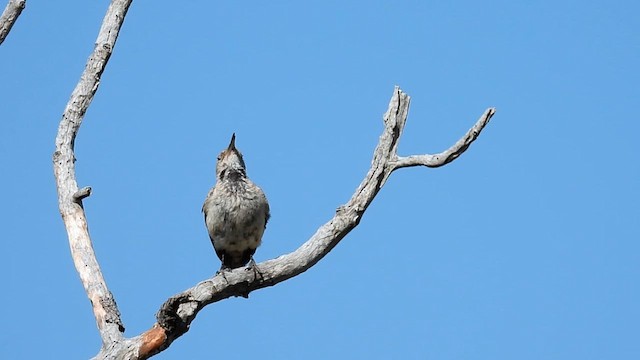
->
[202, 134, 270, 270]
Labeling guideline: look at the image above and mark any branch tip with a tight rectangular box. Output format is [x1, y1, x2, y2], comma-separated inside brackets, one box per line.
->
[392, 107, 496, 169]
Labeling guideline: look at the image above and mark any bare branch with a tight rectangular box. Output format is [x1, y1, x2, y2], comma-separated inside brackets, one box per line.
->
[95, 86, 495, 359]
[48, 75, 493, 358]
[53, 0, 132, 350]
[0, 0, 25, 45]
[393, 107, 496, 169]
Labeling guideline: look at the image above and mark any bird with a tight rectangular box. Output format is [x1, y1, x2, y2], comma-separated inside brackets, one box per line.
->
[202, 133, 270, 274]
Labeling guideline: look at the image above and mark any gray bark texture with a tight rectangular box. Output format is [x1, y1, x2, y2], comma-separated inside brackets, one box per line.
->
[52, 0, 132, 356]
[0, 0, 25, 45]
[52, 1, 496, 359]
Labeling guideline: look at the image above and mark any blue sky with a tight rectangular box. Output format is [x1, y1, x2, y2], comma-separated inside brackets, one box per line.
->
[2, 1, 639, 359]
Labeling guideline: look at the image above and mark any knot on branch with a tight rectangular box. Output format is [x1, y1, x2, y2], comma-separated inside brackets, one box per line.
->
[156, 294, 193, 337]
[73, 186, 92, 201]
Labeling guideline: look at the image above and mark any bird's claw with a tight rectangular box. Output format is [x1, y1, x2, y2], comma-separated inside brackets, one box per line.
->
[216, 266, 231, 282]
[246, 258, 264, 282]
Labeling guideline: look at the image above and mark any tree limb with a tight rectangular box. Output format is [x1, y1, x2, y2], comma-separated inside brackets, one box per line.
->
[51, 2, 496, 358]
[53, 0, 132, 352]
[393, 107, 495, 169]
[0, 0, 25, 45]
[109, 87, 495, 359]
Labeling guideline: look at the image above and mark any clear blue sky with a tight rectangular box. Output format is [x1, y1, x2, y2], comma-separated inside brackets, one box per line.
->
[2, 1, 638, 359]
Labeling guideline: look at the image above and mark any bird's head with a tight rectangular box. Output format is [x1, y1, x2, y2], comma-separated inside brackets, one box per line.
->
[216, 133, 247, 181]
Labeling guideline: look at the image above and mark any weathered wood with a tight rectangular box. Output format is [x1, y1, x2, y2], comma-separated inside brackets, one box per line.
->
[51, 1, 496, 358]
[113, 87, 495, 359]
[393, 107, 496, 169]
[53, 0, 132, 353]
[0, 0, 25, 45]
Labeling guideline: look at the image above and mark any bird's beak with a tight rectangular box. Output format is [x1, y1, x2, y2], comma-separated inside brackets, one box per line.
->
[227, 133, 236, 151]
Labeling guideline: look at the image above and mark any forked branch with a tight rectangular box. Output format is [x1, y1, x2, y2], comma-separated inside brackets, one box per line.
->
[51, 2, 495, 359]
[126, 87, 495, 359]
[0, 0, 26, 45]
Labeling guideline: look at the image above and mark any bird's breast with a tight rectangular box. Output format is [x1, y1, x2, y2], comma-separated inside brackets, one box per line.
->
[203, 182, 268, 253]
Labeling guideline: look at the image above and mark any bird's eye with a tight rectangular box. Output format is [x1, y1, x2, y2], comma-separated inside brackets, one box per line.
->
[217, 156, 221, 161]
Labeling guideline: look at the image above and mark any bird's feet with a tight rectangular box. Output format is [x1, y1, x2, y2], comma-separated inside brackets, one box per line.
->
[216, 265, 231, 282]
[246, 258, 264, 282]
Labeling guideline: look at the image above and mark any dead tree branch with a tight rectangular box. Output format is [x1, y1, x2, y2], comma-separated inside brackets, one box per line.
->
[0, 0, 25, 45]
[393, 107, 496, 169]
[51, 2, 495, 359]
[53, 0, 132, 353]
[113, 87, 495, 359]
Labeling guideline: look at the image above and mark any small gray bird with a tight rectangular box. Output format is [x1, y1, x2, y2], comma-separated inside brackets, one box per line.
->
[202, 133, 270, 272]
